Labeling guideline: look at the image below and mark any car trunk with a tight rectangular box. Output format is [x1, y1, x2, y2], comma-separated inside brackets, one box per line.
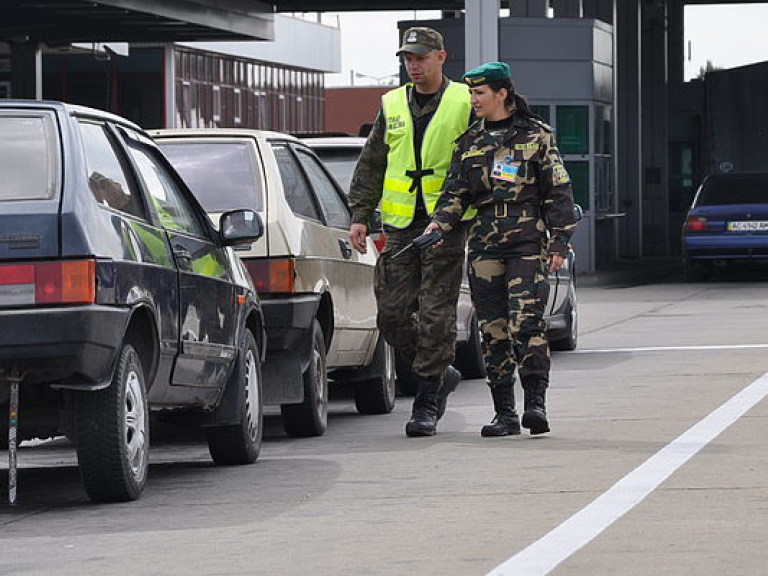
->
[691, 204, 768, 233]
[0, 207, 60, 260]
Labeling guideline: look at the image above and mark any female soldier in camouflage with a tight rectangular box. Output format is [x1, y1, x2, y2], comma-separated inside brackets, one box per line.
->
[424, 62, 577, 437]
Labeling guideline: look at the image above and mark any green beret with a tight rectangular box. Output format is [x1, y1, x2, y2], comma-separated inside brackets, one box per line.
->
[462, 61, 511, 87]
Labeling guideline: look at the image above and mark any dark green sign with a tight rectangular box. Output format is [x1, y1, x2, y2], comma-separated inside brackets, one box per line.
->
[556, 105, 589, 155]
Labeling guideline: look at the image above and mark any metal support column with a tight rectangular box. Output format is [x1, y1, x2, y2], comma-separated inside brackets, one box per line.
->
[9, 42, 42, 99]
[616, 0, 642, 258]
[640, 0, 669, 255]
[465, 0, 500, 70]
[667, 0, 685, 87]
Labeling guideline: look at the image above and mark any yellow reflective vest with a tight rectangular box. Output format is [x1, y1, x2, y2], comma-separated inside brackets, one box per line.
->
[381, 81, 475, 228]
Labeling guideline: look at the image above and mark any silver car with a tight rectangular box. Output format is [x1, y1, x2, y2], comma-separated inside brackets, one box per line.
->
[153, 129, 396, 437]
[304, 136, 579, 392]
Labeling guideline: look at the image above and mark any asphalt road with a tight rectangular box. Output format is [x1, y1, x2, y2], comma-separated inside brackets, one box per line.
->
[2, 271, 768, 575]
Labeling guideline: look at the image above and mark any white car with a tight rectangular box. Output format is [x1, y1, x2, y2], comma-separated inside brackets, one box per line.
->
[304, 135, 579, 393]
[153, 129, 396, 437]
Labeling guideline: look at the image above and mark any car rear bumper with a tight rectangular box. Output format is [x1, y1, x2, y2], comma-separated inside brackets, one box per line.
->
[260, 294, 320, 351]
[0, 305, 130, 388]
[684, 235, 768, 260]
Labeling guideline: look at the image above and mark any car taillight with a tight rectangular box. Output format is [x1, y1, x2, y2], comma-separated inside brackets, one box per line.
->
[243, 258, 296, 293]
[0, 260, 96, 305]
[684, 216, 708, 231]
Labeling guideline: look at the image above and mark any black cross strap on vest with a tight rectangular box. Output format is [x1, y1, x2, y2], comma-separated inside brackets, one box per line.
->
[404, 168, 435, 192]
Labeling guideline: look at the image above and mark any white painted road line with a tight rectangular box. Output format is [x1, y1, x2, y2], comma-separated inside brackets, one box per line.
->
[486, 370, 768, 576]
[569, 343, 768, 354]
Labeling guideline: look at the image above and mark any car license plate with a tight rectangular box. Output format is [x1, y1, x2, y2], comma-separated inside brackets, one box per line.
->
[727, 220, 768, 231]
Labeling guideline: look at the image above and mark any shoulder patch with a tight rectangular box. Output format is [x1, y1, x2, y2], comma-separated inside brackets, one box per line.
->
[552, 163, 571, 185]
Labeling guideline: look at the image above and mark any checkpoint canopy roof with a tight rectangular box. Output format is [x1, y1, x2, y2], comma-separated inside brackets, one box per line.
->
[0, 0, 275, 44]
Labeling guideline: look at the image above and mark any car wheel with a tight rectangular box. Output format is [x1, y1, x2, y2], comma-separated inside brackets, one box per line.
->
[281, 319, 328, 437]
[206, 329, 263, 465]
[454, 312, 486, 379]
[75, 342, 149, 502]
[354, 336, 396, 414]
[550, 284, 578, 352]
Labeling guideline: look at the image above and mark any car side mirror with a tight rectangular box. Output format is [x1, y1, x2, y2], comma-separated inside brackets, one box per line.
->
[220, 209, 264, 245]
[574, 204, 584, 221]
[368, 209, 383, 234]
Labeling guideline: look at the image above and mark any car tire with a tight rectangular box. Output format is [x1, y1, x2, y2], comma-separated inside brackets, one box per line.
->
[75, 342, 149, 502]
[454, 312, 486, 379]
[281, 319, 328, 437]
[354, 336, 396, 414]
[206, 329, 263, 465]
[550, 284, 578, 351]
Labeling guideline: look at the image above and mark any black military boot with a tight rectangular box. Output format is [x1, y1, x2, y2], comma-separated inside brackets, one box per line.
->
[405, 377, 441, 437]
[481, 385, 521, 437]
[436, 365, 462, 421]
[522, 383, 550, 435]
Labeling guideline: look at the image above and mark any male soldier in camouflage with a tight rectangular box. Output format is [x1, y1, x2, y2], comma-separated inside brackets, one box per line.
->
[424, 62, 577, 436]
[348, 27, 474, 437]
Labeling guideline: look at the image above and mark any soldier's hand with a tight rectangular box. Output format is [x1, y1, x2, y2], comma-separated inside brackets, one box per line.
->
[349, 223, 368, 254]
[548, 253, 565, 273]
[422, 222, 444, 249]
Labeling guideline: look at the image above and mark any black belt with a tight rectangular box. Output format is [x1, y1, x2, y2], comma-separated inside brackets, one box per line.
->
[478, 203, 541, 219]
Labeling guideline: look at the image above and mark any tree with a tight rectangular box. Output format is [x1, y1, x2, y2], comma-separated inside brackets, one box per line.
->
[696, 60, 721, 79]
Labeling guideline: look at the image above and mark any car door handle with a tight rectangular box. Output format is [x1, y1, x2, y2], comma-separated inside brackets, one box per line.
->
[338, 238, 352, 259]
[173, 244, 193, 270]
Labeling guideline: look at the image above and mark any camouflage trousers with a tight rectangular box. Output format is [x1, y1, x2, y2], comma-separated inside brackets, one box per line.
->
[374, 220, 467, 380]
[467, 253, 551, 390]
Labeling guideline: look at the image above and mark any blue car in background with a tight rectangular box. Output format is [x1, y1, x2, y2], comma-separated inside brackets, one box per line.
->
[682, 172, 768, 281]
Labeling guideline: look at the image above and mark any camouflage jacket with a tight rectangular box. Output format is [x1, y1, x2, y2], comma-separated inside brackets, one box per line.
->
[348, 77, 464, 228]
[431, 113, 577, 257]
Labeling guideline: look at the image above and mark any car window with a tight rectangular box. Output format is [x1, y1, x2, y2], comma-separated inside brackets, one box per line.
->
[125, 139, 207, 237]
[0, 113, 59, 201]
[311, 148, 360, 192]
[158, 140, 263, 213]
[79, 121, 145, 219]
[295, 148, 351, 229]
[271, 143, 321, 222]
[696, 175, 768, 206]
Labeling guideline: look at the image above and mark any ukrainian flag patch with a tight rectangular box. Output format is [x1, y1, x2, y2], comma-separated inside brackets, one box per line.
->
[552, 163, 571, 185]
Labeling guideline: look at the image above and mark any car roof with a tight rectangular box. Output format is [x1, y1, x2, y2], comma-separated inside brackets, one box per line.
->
[151, 127, 301, 143]
[301, 136, 367, 149]
[0, 99, 143, 131]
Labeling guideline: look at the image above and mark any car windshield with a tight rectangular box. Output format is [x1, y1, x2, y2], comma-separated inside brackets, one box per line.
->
[311, 148, 360, 192]
[696, 175, 768, 206]
[158, 140, 263, 213]
[0, 114, 59, 201]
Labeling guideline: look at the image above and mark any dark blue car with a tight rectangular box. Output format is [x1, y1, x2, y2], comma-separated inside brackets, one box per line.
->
[682, 172, 768, 280]
[0, 100, 266, 502]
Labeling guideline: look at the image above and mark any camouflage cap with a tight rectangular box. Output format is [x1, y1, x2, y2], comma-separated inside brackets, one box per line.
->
[396, 27, 444, 56]
[462, 61, 512, 87]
